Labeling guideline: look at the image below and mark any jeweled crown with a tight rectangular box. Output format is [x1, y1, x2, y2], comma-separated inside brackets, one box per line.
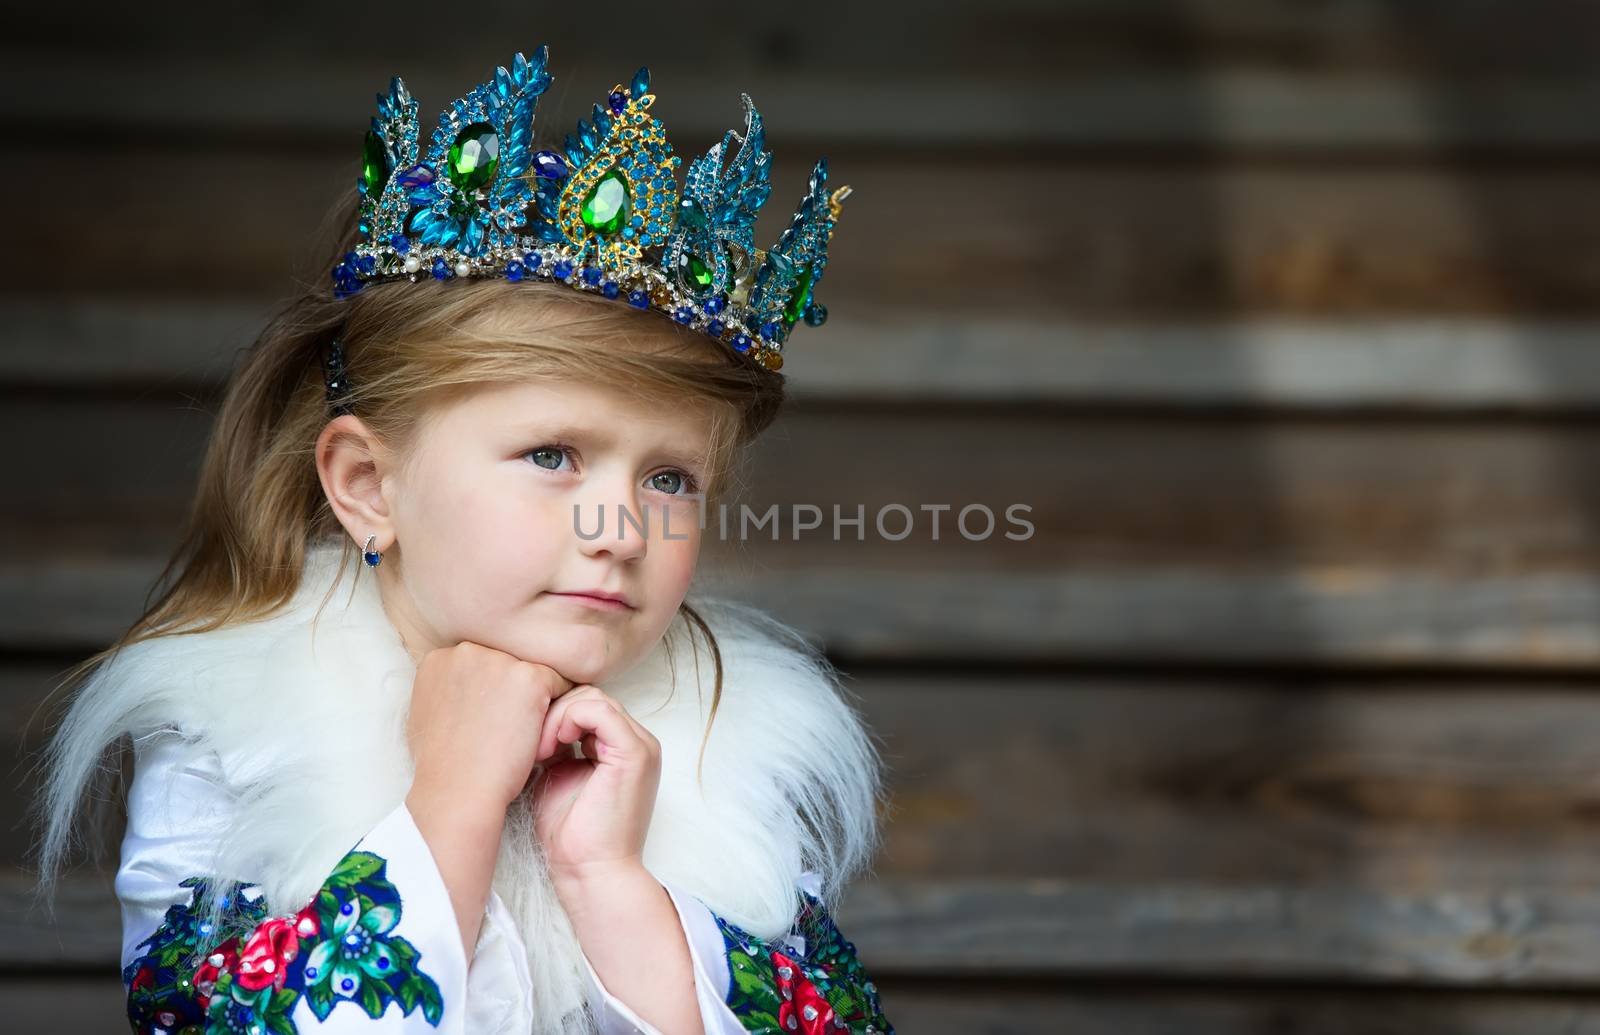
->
[328, 45, 851, 373]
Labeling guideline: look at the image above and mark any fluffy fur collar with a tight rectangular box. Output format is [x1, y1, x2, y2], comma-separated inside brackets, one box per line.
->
[85, 539, 882, 1032]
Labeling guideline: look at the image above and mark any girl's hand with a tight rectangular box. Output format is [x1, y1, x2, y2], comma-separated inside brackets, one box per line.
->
[406, 642, 575, 815]
[403, 642, 575, 956]
[529, 685, 662, 885]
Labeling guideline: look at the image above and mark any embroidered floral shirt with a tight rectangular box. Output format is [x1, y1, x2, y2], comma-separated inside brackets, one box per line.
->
[118, 730, 893, 1034]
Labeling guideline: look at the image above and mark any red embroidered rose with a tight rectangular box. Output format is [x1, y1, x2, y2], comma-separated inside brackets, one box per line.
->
[770, 950, 837, 1035]
[130, 963, 155, 993]
[192, 936, 242, 1010]
[235, 916, 303, 992]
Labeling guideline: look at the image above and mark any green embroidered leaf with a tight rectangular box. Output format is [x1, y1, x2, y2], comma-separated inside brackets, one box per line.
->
[419, 974, 445, 1025]
[739, 1009, 783, 1034]
[396, 974, 420, 1012]
[266, 990, 298, 1035]
[331, 850, 386, 886]
[386, 934, 420, 967]
[306, 981, 336, 1020]
[829, 985, 864, 1017]
[359, 979, 387, 1018]
[731, 962, 783, 1009]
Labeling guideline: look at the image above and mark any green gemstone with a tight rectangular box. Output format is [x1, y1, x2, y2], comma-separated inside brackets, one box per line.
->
[580, 170, 630, 235]
[361, 130, 389, 196]
[448, 122, 500, 191]
[782, 265, 815, 327]
[679, 251, 713, 293]
[677, 196, 708, 231]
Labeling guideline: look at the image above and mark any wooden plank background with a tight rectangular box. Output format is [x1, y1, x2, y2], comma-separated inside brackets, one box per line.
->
[6, 1, 1600, 1030]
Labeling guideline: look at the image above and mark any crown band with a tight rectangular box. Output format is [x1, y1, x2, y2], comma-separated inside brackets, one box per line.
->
[329, 49, 850, 374]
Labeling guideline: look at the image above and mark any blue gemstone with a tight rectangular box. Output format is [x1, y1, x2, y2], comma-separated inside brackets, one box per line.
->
[704, 295, 726, 314]
[552, 259, 573, 280]
[532, 150, 569, 180]
[332, 264, 355, 291]
[527, 252, 544, 270]
[674, 306, 694, 324]
[707, 318, 725, 335]
[364, 551, 382, 566]
[601, 280, 619, 298]
[582, 266, 602, 286]
[390, 233, 410, 253]
[505, 260, 525, 281]
[609, 90, 627, 114]
[622, 228, 635, 239]
[631, 215, 644, 227]
[804, 301, 828, 326]
[432, 257, 450, 279]
[344, 250, 359, 264]
[397, 163, 436, 200]
[759, 321, 780, 340]
[731, 334, 752, 353]
[354, 254, 375, 275]
[628, 289, 650, 308]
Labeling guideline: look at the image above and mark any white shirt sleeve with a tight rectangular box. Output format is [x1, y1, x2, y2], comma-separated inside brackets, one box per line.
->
[118, 729, 492, 1033]
[463, 888, 536, 1034]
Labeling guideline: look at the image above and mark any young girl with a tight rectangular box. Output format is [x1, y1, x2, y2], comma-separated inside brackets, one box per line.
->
[31, 45, 893, 1035]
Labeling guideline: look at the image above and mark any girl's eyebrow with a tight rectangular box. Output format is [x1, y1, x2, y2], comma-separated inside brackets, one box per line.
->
[513, 421, 708, 469]
[516, 421, 615, 448]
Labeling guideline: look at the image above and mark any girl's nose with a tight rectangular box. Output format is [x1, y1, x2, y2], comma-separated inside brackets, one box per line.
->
[573, 491, 651, 562]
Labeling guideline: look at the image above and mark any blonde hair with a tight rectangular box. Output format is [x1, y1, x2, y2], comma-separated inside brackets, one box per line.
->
[29, 189, 787, 899]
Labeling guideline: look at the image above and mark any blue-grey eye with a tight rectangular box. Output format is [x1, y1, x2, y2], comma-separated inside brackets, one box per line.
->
[651, 471, 686, 494]
[526, 447, 569, 470]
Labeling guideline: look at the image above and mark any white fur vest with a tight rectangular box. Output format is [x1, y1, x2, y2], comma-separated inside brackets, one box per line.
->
[80, 538, 883, 1033]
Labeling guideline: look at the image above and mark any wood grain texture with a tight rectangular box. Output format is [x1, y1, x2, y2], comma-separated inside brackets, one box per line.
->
[3, 1, 1598, 147]
[15, 299, 1600, 413]
[9, 154, 1600, 316]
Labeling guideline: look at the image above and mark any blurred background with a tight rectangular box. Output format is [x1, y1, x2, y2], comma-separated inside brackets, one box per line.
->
[6, 1, 1600, 1031]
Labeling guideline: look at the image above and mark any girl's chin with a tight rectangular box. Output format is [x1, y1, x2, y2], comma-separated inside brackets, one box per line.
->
[522, 631, 639, 685]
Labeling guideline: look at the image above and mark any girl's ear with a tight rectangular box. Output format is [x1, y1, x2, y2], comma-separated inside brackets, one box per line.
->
[316, 414, 397, 550]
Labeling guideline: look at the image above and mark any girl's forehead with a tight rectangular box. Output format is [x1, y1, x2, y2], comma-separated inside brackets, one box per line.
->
[439, 378, 715, 445]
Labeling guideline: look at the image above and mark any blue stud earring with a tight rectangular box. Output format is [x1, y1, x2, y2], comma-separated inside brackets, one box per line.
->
[363, 534, 382, 568]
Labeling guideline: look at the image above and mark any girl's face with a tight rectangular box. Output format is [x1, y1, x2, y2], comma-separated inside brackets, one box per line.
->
[372, 377, 712, 686]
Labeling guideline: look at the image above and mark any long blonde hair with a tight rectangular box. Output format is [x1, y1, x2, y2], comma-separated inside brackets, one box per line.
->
[29, 189, 787, 902]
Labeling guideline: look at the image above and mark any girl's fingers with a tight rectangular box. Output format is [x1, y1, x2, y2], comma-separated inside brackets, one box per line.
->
[535, 685, 603, 759]
[537, 691, 646, 764]
[574, 731, 600, 760]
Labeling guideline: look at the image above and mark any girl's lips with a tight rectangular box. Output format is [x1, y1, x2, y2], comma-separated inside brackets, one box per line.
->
[546, 592, 634, 612]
